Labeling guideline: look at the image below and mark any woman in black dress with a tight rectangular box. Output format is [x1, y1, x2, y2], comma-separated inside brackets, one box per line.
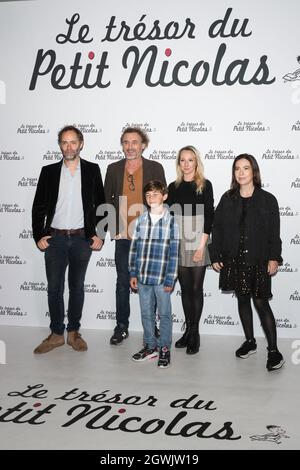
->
[209, 154, 284, 371]
[167, 146, 214, 354]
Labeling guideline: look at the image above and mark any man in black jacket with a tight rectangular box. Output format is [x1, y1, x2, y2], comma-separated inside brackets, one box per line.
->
[32, 125, 106, 354]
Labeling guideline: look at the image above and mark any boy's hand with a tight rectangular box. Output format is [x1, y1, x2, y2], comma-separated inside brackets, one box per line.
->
[130, 277, 138, 291]
[164, 286, 173, 292]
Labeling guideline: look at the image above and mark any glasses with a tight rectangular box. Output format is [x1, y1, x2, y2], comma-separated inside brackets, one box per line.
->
[127, 173, 135, 191]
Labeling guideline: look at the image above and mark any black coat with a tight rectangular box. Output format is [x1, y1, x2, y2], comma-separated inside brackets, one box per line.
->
[209, 187, 282, 265]
[32, 158, 106, 244]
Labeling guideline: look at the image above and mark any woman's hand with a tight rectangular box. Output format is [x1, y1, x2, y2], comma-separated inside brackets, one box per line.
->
[193, 247, 204, 263]
[212, 262, 223, 272]
[268, 260, 279, 276]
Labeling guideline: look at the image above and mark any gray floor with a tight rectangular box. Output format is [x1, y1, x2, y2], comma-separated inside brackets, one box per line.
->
[0, 325, 298, 450]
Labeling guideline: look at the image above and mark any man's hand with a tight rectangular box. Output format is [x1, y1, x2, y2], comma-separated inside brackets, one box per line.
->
[90, 236, 103, 250]
[37, 236, 51, 250]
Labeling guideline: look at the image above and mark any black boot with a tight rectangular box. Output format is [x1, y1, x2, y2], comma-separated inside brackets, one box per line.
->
[175, 321, 191, 348]
[186, 323, 200, 355]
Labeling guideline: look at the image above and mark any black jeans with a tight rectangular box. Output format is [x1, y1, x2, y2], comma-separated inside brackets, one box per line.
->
[114, 239, 131, 328]
[45, 234, 92, 335]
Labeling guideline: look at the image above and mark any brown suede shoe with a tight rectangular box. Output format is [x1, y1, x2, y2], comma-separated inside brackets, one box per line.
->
[34, 333, 65, 354]
[67, 331, 88, 351]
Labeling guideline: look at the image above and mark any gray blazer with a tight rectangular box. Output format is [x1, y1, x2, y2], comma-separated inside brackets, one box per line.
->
[104, 157, 166, 238]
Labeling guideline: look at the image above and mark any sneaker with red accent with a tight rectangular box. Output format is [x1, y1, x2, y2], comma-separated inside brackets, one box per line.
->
[157, 346, 171, 368]
[132, 345, 158, 362]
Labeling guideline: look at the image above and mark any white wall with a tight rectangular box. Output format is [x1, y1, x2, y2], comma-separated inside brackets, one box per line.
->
[0, 0, 299, 338]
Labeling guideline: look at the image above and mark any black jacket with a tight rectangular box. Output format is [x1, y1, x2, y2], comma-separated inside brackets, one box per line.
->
[209, 187, 282, 265]
[32, 158, 106, 244]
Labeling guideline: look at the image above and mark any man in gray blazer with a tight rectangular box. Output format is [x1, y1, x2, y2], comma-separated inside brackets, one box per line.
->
[104, 127, 166, 345]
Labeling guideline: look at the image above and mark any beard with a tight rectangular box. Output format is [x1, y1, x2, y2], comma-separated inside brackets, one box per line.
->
[63, 150, 80, 161]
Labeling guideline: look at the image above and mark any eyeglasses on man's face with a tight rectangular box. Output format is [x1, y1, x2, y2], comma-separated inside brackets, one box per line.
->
[127, 173, 135, 191]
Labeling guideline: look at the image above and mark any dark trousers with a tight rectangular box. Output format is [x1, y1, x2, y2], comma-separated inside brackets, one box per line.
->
[114, 239, 131, 328]
[45, 234, 92, 335]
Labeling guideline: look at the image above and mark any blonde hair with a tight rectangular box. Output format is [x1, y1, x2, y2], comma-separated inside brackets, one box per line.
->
[175, 146, 206, 193]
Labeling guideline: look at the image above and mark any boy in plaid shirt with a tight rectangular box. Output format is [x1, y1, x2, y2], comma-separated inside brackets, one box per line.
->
[129, 181, 179, 368]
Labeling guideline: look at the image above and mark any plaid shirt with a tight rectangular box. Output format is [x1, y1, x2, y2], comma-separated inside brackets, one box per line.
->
[129, 209, 179, 287]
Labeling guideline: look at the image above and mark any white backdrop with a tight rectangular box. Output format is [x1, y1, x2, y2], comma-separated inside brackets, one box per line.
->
[0, 0, 299, 338]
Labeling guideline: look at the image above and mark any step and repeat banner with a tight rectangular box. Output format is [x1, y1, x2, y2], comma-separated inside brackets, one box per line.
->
[0, 0, 299, 338]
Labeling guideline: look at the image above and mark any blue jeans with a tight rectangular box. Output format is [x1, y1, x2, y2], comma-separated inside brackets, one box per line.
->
[114, 239, 131, 329]
[45, 234, 92, 335]
[138, 282, 172, 349]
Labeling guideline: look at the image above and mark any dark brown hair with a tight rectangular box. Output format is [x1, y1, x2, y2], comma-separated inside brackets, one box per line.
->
[144, 180, 168, 196]
[228, 153, 262, 196]
[58, 125, 84, 143]
[120, 127, 149, 147]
